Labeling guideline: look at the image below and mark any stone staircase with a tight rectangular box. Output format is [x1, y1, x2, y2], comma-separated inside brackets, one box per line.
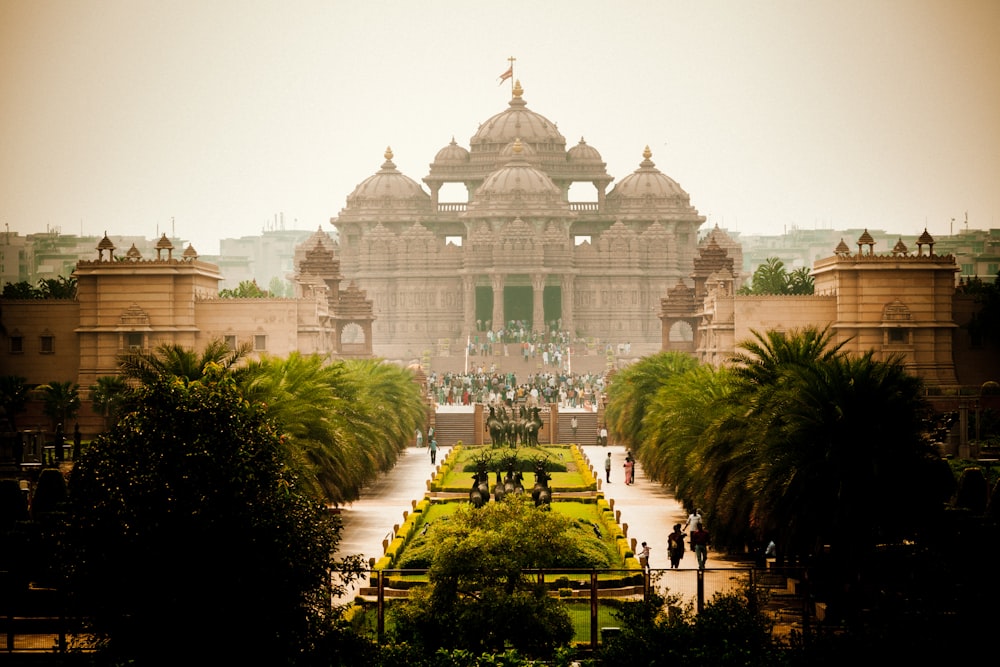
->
[431, 411, 477, 446]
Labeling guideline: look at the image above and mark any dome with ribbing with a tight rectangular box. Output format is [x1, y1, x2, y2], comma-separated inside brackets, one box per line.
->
[470, 81, 566, 151]
[476, 139, 561, 197]
[432, 138, 470, 165]
[567, 137, 603, 164]
[344, 147, 433, 213]
[608, 146, 688, 200]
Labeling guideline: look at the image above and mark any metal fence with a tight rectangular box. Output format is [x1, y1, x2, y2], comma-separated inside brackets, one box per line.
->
[352, 566, 812, 648]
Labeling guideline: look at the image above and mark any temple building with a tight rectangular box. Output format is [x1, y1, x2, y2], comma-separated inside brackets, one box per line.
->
[662, 228, 999, 388]
[0, 230, 373, 432]
[331, 80, 706, 356]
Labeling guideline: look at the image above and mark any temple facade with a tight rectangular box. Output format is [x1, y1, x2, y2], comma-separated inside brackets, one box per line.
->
[330, 80, 706, 357]
[1, 230, 373, 432]
[661, 228, 999, 387]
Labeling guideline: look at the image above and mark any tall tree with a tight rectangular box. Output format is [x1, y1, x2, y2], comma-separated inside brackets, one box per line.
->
[604, 352, 699, 455]
[89, 375, 130, 431]
[36, 381, 80, 431]
[65, 368, 352, 664]
[117, 339, 252, 385]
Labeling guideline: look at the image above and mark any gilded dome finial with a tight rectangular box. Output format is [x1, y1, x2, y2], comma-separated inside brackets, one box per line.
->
[643, 146, 652, 160]
[384, 146, 394, 161]
[513, 80, 523, 98]
[513, 138, 523, 154]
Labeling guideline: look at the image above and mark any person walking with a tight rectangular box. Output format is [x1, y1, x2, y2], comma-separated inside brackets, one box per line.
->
[428, 438, 438, 465]
[638, 541, 651, 570]
[415, 428, 423, 449]
[690, 525, 710, 570]
[604, 452, 612, 483]
[599, 425, 608, 447]
[668, 523, 686, 569]
[623, 457, 634, 486]
[683, 508, 702, 533]
[570, 415, 578, 442]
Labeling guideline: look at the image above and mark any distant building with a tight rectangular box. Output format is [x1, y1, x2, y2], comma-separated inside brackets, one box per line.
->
[661, 229, 999, 387]
[0, 231, 372, 434]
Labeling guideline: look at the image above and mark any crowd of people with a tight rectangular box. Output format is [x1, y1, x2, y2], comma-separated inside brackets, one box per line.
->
[426, 368, 605, 410]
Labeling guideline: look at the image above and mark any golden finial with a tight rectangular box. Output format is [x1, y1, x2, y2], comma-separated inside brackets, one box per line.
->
[643, 146, 652, 160]
[513, 138, 523, 154]
[384, 146, 394, 161]
[513, 80, 523, 98]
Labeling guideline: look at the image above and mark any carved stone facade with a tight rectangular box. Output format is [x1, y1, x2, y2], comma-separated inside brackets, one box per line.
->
[330, 81, 706, 356]
[661, 229, 979, 386]
[1, 231, 374, 433]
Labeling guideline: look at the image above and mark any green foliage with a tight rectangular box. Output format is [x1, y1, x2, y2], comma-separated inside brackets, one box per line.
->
[2, 276, 76, 299]
[219, 279, 269, 298]
[242, 354, 426, 503]
[64, 369, 349, 664]
[599, 582, 782, 666]
[603, 351, 699, 457]
[389, 495, 576, 658]
[961, 270, 1000, 347]
[737, 257, 814, 295]
[89, 375, 130, 430]
[610, 326, 953, 564]
[36, 380, 80, 430]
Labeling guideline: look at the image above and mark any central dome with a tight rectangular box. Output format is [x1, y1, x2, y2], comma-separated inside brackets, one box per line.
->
[470, 81, 566, 151]
[476, 140, 561, 196]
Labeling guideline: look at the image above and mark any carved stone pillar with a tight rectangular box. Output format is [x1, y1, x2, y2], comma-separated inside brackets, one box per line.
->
[462, 275, 476, 336]
[561, 274, 575, 334]
[491, 273, 505, 331]
[532, 273, 546, 333]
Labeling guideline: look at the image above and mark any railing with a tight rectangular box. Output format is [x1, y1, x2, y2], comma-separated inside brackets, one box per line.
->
[353, 566, 812, 648]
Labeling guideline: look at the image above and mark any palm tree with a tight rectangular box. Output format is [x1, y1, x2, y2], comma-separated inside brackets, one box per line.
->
[118, 339, 252, 385]
[748, 351, 949, 560]
[37, 381, 81, 431]
[240, 353, 425, 504]
[90, 375, 130, 431]
[604, 352, 698, 455]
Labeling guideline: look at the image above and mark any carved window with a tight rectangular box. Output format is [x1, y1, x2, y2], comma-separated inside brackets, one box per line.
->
[125, 332, 144, 350]
[40, 335, 54, 354]
[9, 335, 23, 354]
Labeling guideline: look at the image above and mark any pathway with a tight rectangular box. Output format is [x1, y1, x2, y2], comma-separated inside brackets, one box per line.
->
[335, 443, 735, 603]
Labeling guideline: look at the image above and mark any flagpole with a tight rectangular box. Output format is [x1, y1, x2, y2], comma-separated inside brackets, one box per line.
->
[465, 334, 470, 374]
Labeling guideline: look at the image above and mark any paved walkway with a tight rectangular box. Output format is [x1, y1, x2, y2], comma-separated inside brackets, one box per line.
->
[335, 443, 730, 602]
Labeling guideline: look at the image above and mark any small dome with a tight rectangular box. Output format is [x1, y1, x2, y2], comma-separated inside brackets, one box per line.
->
[835, 238, 851, 255]
[345, 147, 433, 210]
[892, 238, 908, 255]
[567, 137, 603, 163]
[156, 233, 174, 250]
[917, 228, 935, 245]
[182, 243, 199, 259]
[609, 147, 688, 199]
[125, 243, 142, 260]
[433, 138, 470, 164]
[97, 232, 115, 251]
[857, 229, 875, 245]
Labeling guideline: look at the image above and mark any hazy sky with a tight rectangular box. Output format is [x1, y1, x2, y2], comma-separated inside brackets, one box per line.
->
[2, 0, 998, 254]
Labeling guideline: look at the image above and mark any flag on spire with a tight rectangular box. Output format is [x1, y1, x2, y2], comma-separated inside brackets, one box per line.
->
[498, 65, 513, 85]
